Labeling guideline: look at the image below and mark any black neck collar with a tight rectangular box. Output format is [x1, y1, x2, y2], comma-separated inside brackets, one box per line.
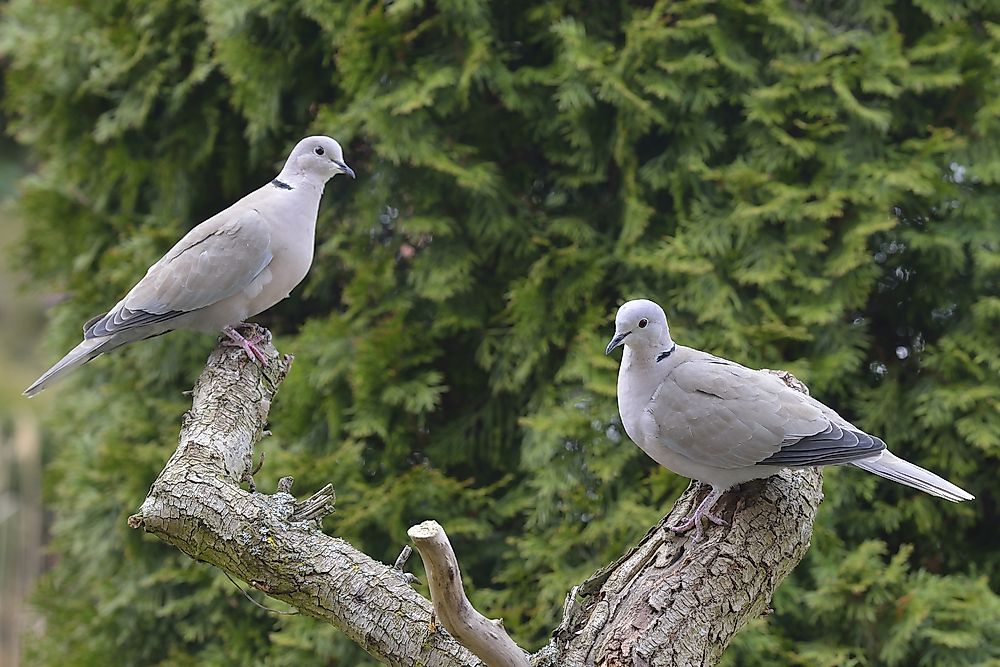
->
[656, 343, 677, 363]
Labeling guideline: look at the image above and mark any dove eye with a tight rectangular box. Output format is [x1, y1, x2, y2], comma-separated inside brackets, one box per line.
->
[638, 318, 648, 328]
[314, 146, 325, 156]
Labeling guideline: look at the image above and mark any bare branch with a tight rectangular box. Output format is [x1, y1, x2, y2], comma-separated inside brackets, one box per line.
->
[288, 481, 336, 522]
[392, 544, 422, 585]
[394, 544, 414, 571]
[544, 469, 823, 666]
[128, 327, 823, 667]
[408, 520, 530, 667]
[127, 326, 482, 667]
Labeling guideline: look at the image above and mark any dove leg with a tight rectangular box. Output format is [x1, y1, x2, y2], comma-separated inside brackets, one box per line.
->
[222, 325, 268, 364]
[668, 485, 727, 541]
[236, 323, 267, 346]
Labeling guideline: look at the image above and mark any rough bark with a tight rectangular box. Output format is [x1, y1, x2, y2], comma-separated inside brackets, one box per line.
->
[127, 325, 482, 667]
[544, 470, 823, 666]
[129, 331, 823, 667]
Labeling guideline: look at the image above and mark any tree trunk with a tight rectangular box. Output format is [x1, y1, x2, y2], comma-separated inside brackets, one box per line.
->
[128, 330, 822, 667]
[544, 469, 822, 666]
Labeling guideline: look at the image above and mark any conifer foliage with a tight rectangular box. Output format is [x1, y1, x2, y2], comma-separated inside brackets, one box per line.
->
[2, 1, 998, 664]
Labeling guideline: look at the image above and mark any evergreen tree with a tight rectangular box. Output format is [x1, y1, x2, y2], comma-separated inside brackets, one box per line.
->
[2, 1, 997, 664]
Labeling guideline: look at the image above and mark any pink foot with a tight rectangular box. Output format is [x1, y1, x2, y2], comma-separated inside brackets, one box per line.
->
[668, 486, 728, 542]
[222, 325, 268, 364]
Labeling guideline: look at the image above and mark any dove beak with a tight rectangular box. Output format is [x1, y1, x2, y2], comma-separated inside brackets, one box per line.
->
[335, 161, 356, 179]
[605, 331, 630, 355]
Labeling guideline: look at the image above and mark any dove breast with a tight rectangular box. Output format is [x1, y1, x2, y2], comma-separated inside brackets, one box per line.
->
[221, 185, 321, 325]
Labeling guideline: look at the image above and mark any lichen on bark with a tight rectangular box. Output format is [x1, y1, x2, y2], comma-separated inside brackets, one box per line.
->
[130, 331, 822, 667]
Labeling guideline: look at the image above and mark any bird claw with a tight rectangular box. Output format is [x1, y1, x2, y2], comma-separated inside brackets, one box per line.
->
[245, 341, 268, 364]
[667, 516, 714, 543]
[667, 487, 727, 542]
[668, 517, 697, 534]
[706, 512, 727, 526]
[668, 516, 706, 542]
[222, 325, 269, 364]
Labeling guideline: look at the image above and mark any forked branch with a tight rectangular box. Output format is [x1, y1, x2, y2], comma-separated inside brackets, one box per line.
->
[128, 328, 823, 667]
[127, 325, 481, 667]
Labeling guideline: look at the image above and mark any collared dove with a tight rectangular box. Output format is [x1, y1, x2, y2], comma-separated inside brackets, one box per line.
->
[24, 136, 354, 397]
[606, 299, 974, 541]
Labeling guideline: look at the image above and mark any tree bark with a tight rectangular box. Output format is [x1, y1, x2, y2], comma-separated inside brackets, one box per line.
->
[127, 326, 482, 667]
[542, 469, 822, 666]
[129, 331, 823, 667]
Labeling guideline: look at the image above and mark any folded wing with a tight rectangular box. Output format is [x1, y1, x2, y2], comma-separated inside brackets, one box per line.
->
[644, 356, 885, 469]
[85, 211, 273, 338]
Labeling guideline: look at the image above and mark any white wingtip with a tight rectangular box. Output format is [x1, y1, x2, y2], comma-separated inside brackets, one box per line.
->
[852, 450, 974, 502]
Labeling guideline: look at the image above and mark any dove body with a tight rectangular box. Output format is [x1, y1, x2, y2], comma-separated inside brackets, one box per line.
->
[160, 177, 321, 333]
[608, 299, 973, 540]
[618, 342, 787, 491]
[25, 136, 353, 396]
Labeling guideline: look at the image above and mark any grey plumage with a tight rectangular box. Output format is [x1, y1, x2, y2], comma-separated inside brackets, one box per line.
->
[25, 136, 353, 396]
[757, 422, 885, 467]
[607, 299, 973, 539]
[85, 212, 274, 339]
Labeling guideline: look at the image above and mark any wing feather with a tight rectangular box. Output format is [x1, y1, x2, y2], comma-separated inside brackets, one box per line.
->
[646, 355, 885, 469]
[85, 210, 272, 338]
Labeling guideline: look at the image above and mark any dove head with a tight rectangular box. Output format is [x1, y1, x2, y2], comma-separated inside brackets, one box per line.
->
[605, 299, 672, 355]
[281, 135, 355, 184]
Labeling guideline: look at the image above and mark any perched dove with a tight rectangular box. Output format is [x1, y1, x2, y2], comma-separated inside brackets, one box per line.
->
[24, 136, 354, 397]
[607, 299, 974, 540]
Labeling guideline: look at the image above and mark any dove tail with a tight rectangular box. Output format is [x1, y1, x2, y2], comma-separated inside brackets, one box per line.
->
[852, 451, 974, 502]
[23, 337, 114, 397]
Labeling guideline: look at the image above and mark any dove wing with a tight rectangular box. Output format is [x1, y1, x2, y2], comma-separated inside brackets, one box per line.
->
[643, 356, 885, 469]
[84, 209, 273, 338]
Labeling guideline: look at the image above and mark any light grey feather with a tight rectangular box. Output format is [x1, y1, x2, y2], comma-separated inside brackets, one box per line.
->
[611, 298, 973, 504]
[643, 353, 865, 469]
[86, 211, 272, 338]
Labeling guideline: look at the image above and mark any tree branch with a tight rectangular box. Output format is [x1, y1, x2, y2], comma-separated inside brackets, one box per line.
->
[538, 370, 824, 667]
[408, 520, 530, 667]
[128, 330, 823, 667]
[544, 469, 823, 666]
[127, 325, 482, 667]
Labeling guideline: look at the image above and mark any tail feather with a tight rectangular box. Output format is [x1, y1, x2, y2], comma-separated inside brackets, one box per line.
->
[852, 451, 974, 502]
[23, 337, 111, 397]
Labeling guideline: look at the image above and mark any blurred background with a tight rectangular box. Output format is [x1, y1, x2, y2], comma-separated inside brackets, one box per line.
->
[0, 136, 46, 667]
[0, 1, 998, 666]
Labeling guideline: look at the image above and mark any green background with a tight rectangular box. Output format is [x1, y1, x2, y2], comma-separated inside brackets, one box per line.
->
[1, 1, 998, 665]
